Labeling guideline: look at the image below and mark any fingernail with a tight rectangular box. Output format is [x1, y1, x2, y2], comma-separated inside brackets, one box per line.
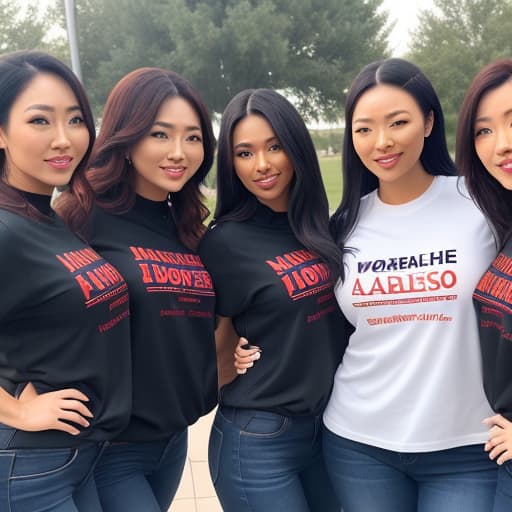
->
[253, 352, 261, 360]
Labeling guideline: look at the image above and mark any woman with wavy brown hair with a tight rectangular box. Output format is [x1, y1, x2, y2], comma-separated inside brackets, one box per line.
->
[58, 67, 217, 512]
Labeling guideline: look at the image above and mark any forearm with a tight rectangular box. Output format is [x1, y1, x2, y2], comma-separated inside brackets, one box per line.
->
[214, 316, 240, 389]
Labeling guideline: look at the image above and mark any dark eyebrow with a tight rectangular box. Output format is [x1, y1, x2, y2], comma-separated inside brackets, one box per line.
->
[354, 109, 410, 123]
[476, 108, 512, 123]
[153, 121, 202, 131]
[24, 104, 82, 113]
[233, 136, 278, 150]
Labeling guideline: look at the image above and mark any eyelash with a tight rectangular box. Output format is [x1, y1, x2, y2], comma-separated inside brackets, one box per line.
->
[29, 117, 49, 125]
[150, 132, 202, 142]
[475, 128, 491, 137]
[29, 116, 84, 126]
[236, 144, 281, 158]
[354, 120, 408, 133]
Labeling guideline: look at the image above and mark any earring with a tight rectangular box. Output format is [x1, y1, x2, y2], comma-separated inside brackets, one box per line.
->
[125, 155, 132, 166]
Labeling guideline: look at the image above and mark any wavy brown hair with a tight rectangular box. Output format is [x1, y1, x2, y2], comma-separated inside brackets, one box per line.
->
[58, 67, 215, 248]
[0, 51, 95, 228]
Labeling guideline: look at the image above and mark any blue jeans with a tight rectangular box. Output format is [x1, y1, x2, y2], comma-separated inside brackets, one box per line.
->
[494, 462, 512, 512]
[323, 426, 498, 512]
[0, 426, 106, 512]
[94, 430, 187, 512]
[209, 406, 340, 512]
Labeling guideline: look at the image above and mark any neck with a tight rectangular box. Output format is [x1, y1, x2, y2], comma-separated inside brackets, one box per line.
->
[378, 168, 434, 205]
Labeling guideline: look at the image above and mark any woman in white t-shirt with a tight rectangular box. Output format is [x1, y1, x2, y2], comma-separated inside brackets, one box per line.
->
[322, 58, 498, 512]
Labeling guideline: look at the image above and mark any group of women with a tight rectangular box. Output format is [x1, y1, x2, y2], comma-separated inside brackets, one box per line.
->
[0, 47, 509, 512]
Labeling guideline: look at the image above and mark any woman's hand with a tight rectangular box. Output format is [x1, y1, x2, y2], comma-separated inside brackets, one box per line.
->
[483, 414, 512, 465]
[234, 337, 261, 375]
[14, 383, 93, 435]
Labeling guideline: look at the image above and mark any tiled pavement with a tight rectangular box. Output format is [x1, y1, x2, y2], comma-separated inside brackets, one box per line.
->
[169, 408, 222, 512]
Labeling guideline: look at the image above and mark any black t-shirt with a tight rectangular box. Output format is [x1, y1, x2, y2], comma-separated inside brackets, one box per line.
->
[474, 237, 512, 420]
[0, 194, 131, 447]
[199, 203, 346, 416]
[90, 195, 217, 441]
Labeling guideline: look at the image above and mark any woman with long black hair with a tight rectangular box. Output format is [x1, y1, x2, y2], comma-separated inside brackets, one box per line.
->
[456, 58, 512, 512]
[199, 88, 345, 512]
[57, 67, 218, 512]
[0, 50, 131, 511]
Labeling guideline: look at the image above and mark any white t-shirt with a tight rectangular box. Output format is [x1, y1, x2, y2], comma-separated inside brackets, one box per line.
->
[323, 176, 497, 452]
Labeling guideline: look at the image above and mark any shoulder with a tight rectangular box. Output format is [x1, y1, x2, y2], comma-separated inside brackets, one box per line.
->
[0, 208, 29, 240]
[357, 189, 378, 219]
[198, 220, 245, 267]
[200, 220, 242, 250]
[437, 175, 471, 199]
[0, 212, 24, 266]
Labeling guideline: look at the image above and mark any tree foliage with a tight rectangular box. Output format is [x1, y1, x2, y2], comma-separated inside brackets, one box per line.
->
[52, 0, 389, 118]
[407, 0, 512, 149]
[0, 0, 50, 52]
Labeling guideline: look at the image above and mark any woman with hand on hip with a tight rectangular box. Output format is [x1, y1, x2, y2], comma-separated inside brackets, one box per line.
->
[456, 59, 512, 512]
[323, 58, 498, 512]
[58, 67, 217, 511]
[0, 50, 131, 511]
[199, 88, 345, 512]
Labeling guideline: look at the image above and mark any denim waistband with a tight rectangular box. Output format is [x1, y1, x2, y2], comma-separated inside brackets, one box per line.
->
[219, 406, 321, 430]
[0, 424, 100, 449]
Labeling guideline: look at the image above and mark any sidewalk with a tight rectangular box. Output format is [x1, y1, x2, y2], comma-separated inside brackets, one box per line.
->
[169, 408, 222, 512]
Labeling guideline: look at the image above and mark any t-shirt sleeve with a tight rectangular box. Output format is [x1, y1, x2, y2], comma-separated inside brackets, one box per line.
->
[198, 225, 250, 318]
[0, 221, 21, 321]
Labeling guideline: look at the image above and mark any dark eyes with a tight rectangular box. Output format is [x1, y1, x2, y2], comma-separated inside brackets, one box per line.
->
[235, 144, 281, 158]
[354, 120, 408, 133]
[474, 128, 491, 137]
[29, 117, 49, 125]
[150, 132, 202, 142]
[29, 115, 84, 126]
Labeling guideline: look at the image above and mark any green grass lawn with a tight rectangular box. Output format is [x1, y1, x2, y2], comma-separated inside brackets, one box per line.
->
[203, 154, 342, 218]
[319, 155, 342, 212]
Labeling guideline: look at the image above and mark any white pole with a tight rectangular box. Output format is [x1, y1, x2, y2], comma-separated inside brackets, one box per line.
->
[63, 0, 82, 81]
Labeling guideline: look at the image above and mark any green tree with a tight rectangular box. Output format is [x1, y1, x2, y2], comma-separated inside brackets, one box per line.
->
[49, 0, 176, 115]
[162, 0, 389, 119]
[0, 0, 51, 52]
[54, 0, 389, 118]
[408, 0, 512, 150]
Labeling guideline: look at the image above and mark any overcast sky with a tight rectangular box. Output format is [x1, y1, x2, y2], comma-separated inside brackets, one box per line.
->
[381, 0, 435, 56]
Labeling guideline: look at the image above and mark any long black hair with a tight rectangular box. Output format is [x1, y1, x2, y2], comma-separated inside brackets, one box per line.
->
[0, 50, 95, 227]
[331, 58, 456, 271]
[215, 88, 342, 278]
[456, 59, 512, 247]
